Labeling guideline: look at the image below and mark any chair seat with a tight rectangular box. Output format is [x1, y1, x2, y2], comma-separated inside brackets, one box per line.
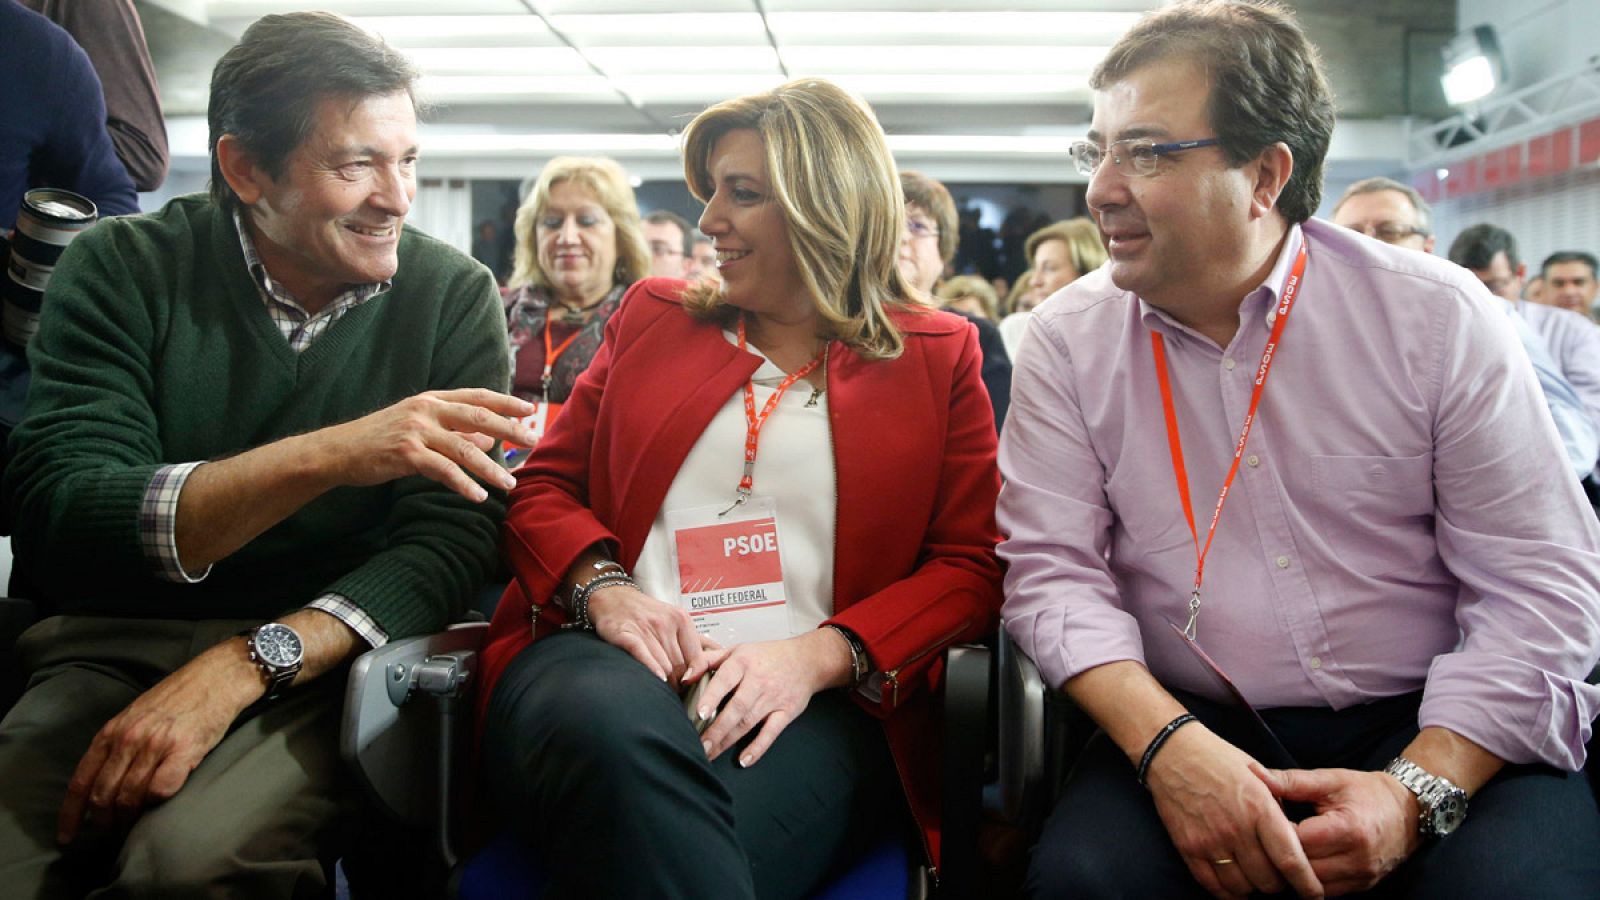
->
[455, 830, 911, 899]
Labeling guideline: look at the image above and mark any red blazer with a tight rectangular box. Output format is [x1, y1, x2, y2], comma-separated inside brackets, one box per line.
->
[479, 278, 1004, 870]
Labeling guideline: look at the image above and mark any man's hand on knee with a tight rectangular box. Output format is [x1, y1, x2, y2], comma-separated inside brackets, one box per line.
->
[319, 389, 538, 502]
[57, 639, 265, 844]
[1145, 725, 1324, 899]
[1260, 766, 1422, 896]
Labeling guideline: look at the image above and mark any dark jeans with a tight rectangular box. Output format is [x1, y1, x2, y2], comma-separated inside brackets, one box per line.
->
[1027, 690, 1600, 899]
[483, 631, 899, 900]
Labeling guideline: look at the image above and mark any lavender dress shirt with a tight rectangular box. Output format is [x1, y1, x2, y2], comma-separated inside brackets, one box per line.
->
[998, 219, 1600, 770]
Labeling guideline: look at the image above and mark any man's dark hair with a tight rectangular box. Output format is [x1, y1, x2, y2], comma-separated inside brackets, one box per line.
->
[1448, 223, 1520, 271]
[207, 12, 419, 212]
[644, 210, 693, 256]
[1090, 0, 1335, 224]
[1542, 251, 1599, 279]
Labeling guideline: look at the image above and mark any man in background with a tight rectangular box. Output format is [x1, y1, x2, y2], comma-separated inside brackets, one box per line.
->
[643, 209, 692, 279]
[1330, 176, 1433, 253]
[1542, 250, 1599, 320]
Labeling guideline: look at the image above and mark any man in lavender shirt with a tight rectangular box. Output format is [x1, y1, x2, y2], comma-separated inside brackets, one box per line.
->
[999, 2, 1600, 898]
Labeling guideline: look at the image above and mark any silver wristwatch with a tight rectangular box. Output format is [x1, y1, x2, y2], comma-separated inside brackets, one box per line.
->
[1382, 756, 1467, 838]
[241, 623, 305, 700]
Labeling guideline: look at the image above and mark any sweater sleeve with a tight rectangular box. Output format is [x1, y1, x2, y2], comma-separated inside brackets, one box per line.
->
[4, 220, 171, 587]
[322, 258, 511, 640]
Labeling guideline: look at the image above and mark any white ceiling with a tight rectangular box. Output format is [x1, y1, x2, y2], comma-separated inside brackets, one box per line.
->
[145, 0, 1423, 185]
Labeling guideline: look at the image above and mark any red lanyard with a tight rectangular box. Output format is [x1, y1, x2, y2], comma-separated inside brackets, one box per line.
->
[541, 315, 582, 397]
[723, 318, 828, 514]
[1151, 240, 1308, 640]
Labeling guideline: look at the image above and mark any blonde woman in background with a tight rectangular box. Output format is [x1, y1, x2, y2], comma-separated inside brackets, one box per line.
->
[938, 274, 1001, 321]
[502, 156, 650, 458]
[1000, 217, 1106, 359]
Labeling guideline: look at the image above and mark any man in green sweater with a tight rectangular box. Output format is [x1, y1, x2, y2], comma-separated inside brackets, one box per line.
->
[0, 13, 537, 896]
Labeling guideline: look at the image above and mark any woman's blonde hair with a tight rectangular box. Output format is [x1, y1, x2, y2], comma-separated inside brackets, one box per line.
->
[508, 156, 651, 291]
[680, 78, 918, 360]
[1006, 269, 1035, 315]
[937, 275, 1000, 321]
[1024, 217, 1107, 281]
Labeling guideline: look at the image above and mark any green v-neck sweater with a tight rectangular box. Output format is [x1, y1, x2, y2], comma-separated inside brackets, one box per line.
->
[3, 194, 510, 639]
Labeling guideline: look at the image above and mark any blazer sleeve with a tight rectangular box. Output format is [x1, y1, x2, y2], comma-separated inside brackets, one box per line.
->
[826, 324, 1005, 712]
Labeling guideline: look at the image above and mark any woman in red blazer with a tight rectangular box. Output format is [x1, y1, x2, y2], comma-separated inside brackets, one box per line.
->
[478, 78, 1003, 899]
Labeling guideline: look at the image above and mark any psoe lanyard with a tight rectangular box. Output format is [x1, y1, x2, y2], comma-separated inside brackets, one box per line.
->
[541, 313, 583, 397]
[720, 318, 828, 516]
[1150, 239, 1308, 641]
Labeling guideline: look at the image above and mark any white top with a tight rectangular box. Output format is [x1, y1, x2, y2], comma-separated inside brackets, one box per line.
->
[998, 310, 1031, 361]
[633, 334, 837, 637]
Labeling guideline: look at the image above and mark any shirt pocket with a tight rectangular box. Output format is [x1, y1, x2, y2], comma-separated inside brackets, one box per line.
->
[1309, 453, 1434, 577]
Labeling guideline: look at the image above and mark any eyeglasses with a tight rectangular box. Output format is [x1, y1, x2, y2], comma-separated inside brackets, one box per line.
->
[905, 219, 940, 240]
[648, 241, 684, 258]
[1069, 137, 1221, 177]
[1349, 222, 1429, 244]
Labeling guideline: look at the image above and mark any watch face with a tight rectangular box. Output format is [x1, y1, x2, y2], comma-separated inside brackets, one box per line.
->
[1430, 792, 1467, 836]
[255, 624, 303, 668]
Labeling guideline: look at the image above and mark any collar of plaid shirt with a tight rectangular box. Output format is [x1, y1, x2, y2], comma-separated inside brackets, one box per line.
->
[232, 209, 391, 353]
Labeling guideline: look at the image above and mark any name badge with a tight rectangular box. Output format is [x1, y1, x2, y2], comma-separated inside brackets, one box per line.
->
[666, 497, 790, 647]
[503, 402, 563, 467]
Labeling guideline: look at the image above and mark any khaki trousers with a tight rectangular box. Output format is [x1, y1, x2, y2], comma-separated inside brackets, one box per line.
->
[0, 615, 358, 899]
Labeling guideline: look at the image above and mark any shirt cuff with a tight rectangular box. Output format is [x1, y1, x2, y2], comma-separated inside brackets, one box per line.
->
[140, 462, 212, 583]
[307, 593, 389, 648]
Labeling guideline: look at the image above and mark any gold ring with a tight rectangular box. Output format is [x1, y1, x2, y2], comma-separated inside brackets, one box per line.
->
[1213, 858, 1235, 866]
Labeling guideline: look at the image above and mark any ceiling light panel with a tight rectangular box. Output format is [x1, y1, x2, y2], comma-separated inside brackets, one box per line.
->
[403, 47, 589, 74]
[205, 0, 524, 17]
[781, 45, 1106, 74]
[582, 46, 783, 75]
[347, 16, 557, 48]
[767, 11, 1141, 45]
[549, 13, 769, 44]
[417, 74, 616, 102]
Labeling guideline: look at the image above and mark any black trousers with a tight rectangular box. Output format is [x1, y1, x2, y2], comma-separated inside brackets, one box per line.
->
[1027, 690, 1600, 899]
[483, 631, 899, 900]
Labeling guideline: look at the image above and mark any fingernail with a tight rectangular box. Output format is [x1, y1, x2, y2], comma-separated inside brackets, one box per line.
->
[701, 740, 712, 756]
[683, 666, 695, 679]
[739, 753, 753, 768]
[473, 486, 488, 502]
[698, 707, 710, 721]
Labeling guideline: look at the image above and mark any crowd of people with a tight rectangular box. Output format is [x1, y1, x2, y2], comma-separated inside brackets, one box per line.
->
[1, 1, 1598, 899]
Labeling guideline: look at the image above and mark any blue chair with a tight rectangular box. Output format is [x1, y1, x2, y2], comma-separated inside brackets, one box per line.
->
[341, 623, 991, 898]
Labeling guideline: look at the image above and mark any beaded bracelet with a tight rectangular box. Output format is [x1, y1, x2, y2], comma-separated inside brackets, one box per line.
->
[561, 573, 636, 631]
[1136, 713, 1198, 788]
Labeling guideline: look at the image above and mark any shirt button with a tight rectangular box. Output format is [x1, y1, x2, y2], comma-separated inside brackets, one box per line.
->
[1310, 656, 1322, 669]
[1276, 555, 1291, 569]
[1223, 358, 1236, 371]
[1246, 454, 1260, 467]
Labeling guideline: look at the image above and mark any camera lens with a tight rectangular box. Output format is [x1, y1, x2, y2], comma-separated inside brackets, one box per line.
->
[5, 188, 98, 348]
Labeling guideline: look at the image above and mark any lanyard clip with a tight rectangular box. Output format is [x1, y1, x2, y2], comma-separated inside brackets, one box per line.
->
[1183, 590, 1201, 642]
[718, 489, 750, 518]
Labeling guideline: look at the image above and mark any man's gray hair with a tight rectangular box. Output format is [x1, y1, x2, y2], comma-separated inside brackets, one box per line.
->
[1334, 177, 1432, 236]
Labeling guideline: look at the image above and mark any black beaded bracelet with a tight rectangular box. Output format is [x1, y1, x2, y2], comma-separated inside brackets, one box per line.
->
[1136, 713, 1198, 788]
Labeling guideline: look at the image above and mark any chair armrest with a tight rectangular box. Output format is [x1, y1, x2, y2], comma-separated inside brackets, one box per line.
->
[996, 627, 1047, 826]
[940, 642, 991, 898]
[341, 621, 487, 832]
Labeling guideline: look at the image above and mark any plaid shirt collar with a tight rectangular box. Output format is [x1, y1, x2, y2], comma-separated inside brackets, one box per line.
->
[232, 209, 390, 352]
